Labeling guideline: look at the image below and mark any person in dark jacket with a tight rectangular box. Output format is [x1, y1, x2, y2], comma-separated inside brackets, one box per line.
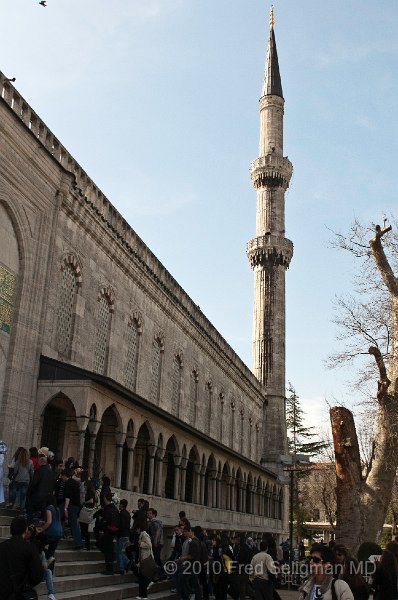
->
[26, 454, 56, 524]
[0, 516, 43, 600]
[235, 534, 254, 600]
[115, 498, 131, 574]
[99, 476, 111, 508]
[178, 526, 203, 600]
[63, 469, 83, 549]
[101, 490, 120, 575]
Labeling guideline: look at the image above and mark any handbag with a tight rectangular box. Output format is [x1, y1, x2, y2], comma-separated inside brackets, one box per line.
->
[139, 555, 158, 579]
[7, 466, 15, 481]
[79, 505, 96, 524]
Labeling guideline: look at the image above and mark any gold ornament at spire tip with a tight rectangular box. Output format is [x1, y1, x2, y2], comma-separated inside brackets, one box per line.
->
[270, 5, 274, 29]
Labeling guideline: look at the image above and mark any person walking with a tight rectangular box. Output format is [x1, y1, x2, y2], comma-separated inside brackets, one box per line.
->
[371, 548, 398, 600]
[177, 525, 203, 600]
[334, 544, 370, 600]
[40, 493, 64, 561]
[147, 507, 164, 569]
[299, 544, 354, 600]
[7, 446, 33, 514]
[26, 452, 56, 524]
[63, 468, 83, 549]
[136, 525, 157, 600]
[249, 540, 277, 600]
[115, 498, 131, 574]
[78, 479, 97, 551]
[235, 534, 254, 600]
[0, 516, 43, 600]
[100, 489, 120, 575]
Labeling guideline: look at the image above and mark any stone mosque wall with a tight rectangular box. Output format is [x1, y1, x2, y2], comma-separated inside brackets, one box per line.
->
[0, 72, 286, 536]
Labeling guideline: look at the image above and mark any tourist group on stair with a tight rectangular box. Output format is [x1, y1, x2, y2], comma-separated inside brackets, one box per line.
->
[0, 444, 398, 600]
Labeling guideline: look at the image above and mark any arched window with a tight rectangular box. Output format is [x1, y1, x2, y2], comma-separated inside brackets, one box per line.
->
[171, 354, 183, 417]
[125, 316, 141, 390]
[189, 370, 199, 424]
[93, 293, 112, 374]
[149, 334, 163, 405]
[56, 259, 80, 357]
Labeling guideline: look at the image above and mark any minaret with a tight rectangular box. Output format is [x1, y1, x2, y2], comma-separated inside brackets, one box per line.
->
[247, 6, 293, 463]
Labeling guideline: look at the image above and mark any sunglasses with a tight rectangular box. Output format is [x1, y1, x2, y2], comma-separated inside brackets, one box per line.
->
[309, 556, 323, 564]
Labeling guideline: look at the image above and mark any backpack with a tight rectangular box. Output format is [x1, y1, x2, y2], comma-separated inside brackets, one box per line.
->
[107, 504, 120, 532]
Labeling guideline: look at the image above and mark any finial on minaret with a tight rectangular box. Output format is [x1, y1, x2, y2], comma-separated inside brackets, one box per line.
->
[269, 5, 274, 29]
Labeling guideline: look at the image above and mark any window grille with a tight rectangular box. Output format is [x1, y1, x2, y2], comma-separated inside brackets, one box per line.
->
[149, 339, 162, 404]
[189, 371, 198, 424]
[125, 320, 138, 389]
[93, 296, 110, 374]
[56, 265, 77, 356]
[171, 356, 182, 417]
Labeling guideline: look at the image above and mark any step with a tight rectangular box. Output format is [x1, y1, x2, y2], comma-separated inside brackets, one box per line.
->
[37, 571, 136, 594]
[55, 559, 104, 576]
[56, 548, 103, 561]
[38, 584, 177, 600]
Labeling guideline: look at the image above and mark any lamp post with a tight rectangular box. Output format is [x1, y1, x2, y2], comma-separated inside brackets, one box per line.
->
[279, 452, 310, 565]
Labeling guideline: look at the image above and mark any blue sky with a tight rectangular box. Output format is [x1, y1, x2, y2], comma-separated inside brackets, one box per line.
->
[2, 0, 398, 431]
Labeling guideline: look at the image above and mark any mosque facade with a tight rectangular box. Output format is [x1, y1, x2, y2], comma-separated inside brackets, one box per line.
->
[0, 14, 292, 536]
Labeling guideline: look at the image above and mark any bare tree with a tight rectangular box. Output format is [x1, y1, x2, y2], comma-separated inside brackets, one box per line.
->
[329, 219, 398, 551]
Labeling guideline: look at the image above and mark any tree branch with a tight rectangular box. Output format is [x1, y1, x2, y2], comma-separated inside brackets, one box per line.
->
[369, 346, 391, 401]
[369, 224, 398, 297]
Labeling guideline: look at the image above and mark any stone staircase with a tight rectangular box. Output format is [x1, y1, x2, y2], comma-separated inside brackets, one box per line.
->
[0, 509, 177, 600]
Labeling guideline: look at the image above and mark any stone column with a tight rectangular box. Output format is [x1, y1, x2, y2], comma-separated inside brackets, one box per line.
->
[211, 471, 217, 508]
[226, 476, 232, 511]
[154, 447, 165, 497]
[194, 464, 201, 504]
[241, 482, 247, 513]
[126, 436, 137, 492]
[230, 477, 236, 511]
[115, 432, 126, 489]
[87, 420, 101, 477]
[200, 465, 206, 506]
[180, 457, 188, 503]
[173, 456, 182, 500]
[147, 445, 157, 495]
[75, 415, 89, 466]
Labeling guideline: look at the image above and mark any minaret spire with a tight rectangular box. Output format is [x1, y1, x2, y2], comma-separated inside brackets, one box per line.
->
[247, 7, 293, 464]
[262, 5, 283, 98]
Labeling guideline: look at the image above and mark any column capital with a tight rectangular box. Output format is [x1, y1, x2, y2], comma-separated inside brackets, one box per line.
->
[88, 420, 101, 436]
[76, 415, 90, 432]
[115, 431, 126, 446]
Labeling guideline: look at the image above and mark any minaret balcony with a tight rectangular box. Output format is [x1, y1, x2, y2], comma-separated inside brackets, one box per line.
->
[246, 234, 293, 269]
[250, 155, 293, 190]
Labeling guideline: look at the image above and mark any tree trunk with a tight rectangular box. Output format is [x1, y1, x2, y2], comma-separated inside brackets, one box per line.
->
[330, 223, 398, 552]
[330, 407, 363, 550]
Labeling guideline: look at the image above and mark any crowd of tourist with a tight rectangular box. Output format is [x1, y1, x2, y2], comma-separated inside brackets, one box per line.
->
[1, 445, 398, 600]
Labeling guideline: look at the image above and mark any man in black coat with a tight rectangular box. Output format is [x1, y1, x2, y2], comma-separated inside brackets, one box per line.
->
[0, 516, 43, 599]
[26, 454, 56, 524]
